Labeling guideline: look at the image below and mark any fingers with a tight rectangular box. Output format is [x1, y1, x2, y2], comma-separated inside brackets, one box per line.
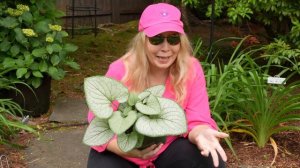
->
[216, 143, 227, 162]
[142, 144, 158, 153]
[140, 143, 163, 159]
[195, 130, 228, 167]
[200, 149, 209, 157]
[216, 132, 229, 139]
[200, 143, 227, 168]
[196, 135, 208, 156]
[153, 143, 163, 153]
[210, 149, 219, 167]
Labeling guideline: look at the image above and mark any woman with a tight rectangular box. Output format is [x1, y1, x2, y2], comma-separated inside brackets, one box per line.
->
[87, 3, 228, 168]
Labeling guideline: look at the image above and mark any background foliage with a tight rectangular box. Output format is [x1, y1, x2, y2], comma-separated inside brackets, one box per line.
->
[194, 36, 300, 149]
[182, 0, 300, 49]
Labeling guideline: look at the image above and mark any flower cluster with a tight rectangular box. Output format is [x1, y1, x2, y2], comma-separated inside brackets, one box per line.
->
[46, 37, 54, 43]
[22, 29, 37, 37]
[5, 4, 29, 17]
[6, 8, 23, 16]
[17, 4, 30, 12]
[49, 24, 62, 31]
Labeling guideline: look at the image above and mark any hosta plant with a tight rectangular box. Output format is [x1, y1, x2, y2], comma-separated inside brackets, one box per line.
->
[82, 76, 187, 152]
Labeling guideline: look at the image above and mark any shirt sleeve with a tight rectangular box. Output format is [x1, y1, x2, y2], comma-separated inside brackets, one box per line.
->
[87, 59, 125, 152]
[184, 58, 218, 134]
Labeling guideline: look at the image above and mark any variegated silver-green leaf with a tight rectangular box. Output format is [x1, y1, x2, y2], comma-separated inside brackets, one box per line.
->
[117, 131, 138, 152]
[135, 94, 161, 115]
[145, 85, 165, 97]
[142, 97, 148, 104]
[83, 117, 114, 146]
[138, 91, 151, 100]
[84, 76, 129, 119]
[123, 106, 133, 115]
[118, 102, 128, 111]
[108, 110, 137, 134]
[135, 133, 144, 148]
[128, 92, 139, 106]
[135, 97, 187, 137]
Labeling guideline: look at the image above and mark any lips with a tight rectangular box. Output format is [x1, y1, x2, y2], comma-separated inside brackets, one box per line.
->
[156, 56, 170, 60]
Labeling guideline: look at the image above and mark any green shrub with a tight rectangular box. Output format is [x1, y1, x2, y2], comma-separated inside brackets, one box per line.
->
[0, 0, 79, 88]
[183, 0, 300, 49]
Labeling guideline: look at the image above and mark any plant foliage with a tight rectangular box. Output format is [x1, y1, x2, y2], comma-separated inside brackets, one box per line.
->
[183, 0, 300, 49]
[195, 36, 300, 149]
[0, 70, 36, 146]
[0, 0, 79, 88]
[83, 76, 187, 152]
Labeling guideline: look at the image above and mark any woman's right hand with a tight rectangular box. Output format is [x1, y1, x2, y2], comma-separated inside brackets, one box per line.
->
[107, 139, 163, 160]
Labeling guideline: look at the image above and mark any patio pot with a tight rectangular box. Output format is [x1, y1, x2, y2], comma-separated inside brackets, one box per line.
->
[6, 76, 52, 117]
[138, 136, 166, 150]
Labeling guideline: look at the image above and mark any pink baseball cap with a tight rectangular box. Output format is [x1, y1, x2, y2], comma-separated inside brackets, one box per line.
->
[138, 3, 184, 37]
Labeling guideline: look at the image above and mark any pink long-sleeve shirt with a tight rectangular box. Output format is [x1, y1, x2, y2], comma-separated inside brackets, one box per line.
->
[87, 56, 217, 168]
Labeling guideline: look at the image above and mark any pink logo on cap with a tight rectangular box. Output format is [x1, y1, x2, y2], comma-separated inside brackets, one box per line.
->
[161, 10, 168, 17]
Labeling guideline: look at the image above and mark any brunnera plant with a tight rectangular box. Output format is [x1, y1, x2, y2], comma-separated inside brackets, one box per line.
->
[82, 76, 187, 152]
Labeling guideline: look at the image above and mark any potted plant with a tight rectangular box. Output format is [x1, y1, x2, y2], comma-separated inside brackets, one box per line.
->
[83, 76, 187, 152]
[0, 70, 37, 146]
[0, 0, 80, 116]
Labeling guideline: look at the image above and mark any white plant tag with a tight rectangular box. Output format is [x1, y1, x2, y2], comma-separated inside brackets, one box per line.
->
[267, 77, 286, 85]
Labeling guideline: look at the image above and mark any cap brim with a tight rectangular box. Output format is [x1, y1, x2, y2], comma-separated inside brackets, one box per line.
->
[143, 22, 184, 37]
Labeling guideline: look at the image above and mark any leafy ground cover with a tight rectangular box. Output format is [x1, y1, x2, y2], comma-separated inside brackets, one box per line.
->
[1, 20, 300, 167]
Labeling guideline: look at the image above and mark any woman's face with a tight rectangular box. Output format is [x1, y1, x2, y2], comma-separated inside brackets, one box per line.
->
[145, 31, 180, 71]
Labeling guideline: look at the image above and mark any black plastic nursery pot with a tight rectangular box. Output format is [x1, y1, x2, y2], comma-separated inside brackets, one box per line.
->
[6, 76, 52, 117]
[138, 136, 166, 150]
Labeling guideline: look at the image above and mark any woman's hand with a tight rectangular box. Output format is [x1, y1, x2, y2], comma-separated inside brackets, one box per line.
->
[188, 125, 229, 167]
[107, 139, 163, 160]
[126, 144, 163, 159]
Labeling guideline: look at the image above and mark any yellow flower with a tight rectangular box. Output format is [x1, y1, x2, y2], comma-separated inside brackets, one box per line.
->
[5, 8, 14, 15]
[17, 4, 30, 12]
[48, 24, 62, 31]
[22, 29, 37, 37]
[6, 8, 23, 16]
[46, 37, 54, 43]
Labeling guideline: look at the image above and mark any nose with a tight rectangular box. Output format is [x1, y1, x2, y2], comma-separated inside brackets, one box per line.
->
[161, 38, 170, 51]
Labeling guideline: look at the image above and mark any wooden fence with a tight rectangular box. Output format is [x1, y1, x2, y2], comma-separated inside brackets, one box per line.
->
[57, 0, 154, 29]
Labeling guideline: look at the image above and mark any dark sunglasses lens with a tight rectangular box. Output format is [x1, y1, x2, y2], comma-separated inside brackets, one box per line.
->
[167, 36, 180, 45]
[149, 36, 164, 45]
[148, 35, 180, 45]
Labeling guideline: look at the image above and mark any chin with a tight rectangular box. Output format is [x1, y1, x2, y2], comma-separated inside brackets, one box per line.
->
[154, 63, 173, 70]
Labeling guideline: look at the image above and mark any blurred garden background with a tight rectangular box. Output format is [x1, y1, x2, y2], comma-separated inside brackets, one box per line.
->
[1, 0, 300, 167]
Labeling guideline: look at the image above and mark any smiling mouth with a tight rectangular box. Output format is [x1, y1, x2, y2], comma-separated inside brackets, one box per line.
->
[156, 56, 170, 60]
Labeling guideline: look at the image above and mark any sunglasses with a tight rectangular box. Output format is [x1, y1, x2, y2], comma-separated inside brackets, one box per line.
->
[148, 34, 181, 45]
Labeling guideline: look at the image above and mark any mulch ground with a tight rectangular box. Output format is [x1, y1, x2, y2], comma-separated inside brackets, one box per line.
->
[1, 127, 299, 168]
[225, 129, 300, 167]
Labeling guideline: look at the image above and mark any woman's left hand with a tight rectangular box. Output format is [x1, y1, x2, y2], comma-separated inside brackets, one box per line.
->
[188, 125, 229, 167]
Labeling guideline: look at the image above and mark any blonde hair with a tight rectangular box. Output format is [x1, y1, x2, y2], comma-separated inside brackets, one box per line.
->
[122, 32, 193, 104]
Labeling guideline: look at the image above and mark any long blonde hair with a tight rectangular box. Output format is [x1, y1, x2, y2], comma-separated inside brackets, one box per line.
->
[122, 32, 193, 104]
